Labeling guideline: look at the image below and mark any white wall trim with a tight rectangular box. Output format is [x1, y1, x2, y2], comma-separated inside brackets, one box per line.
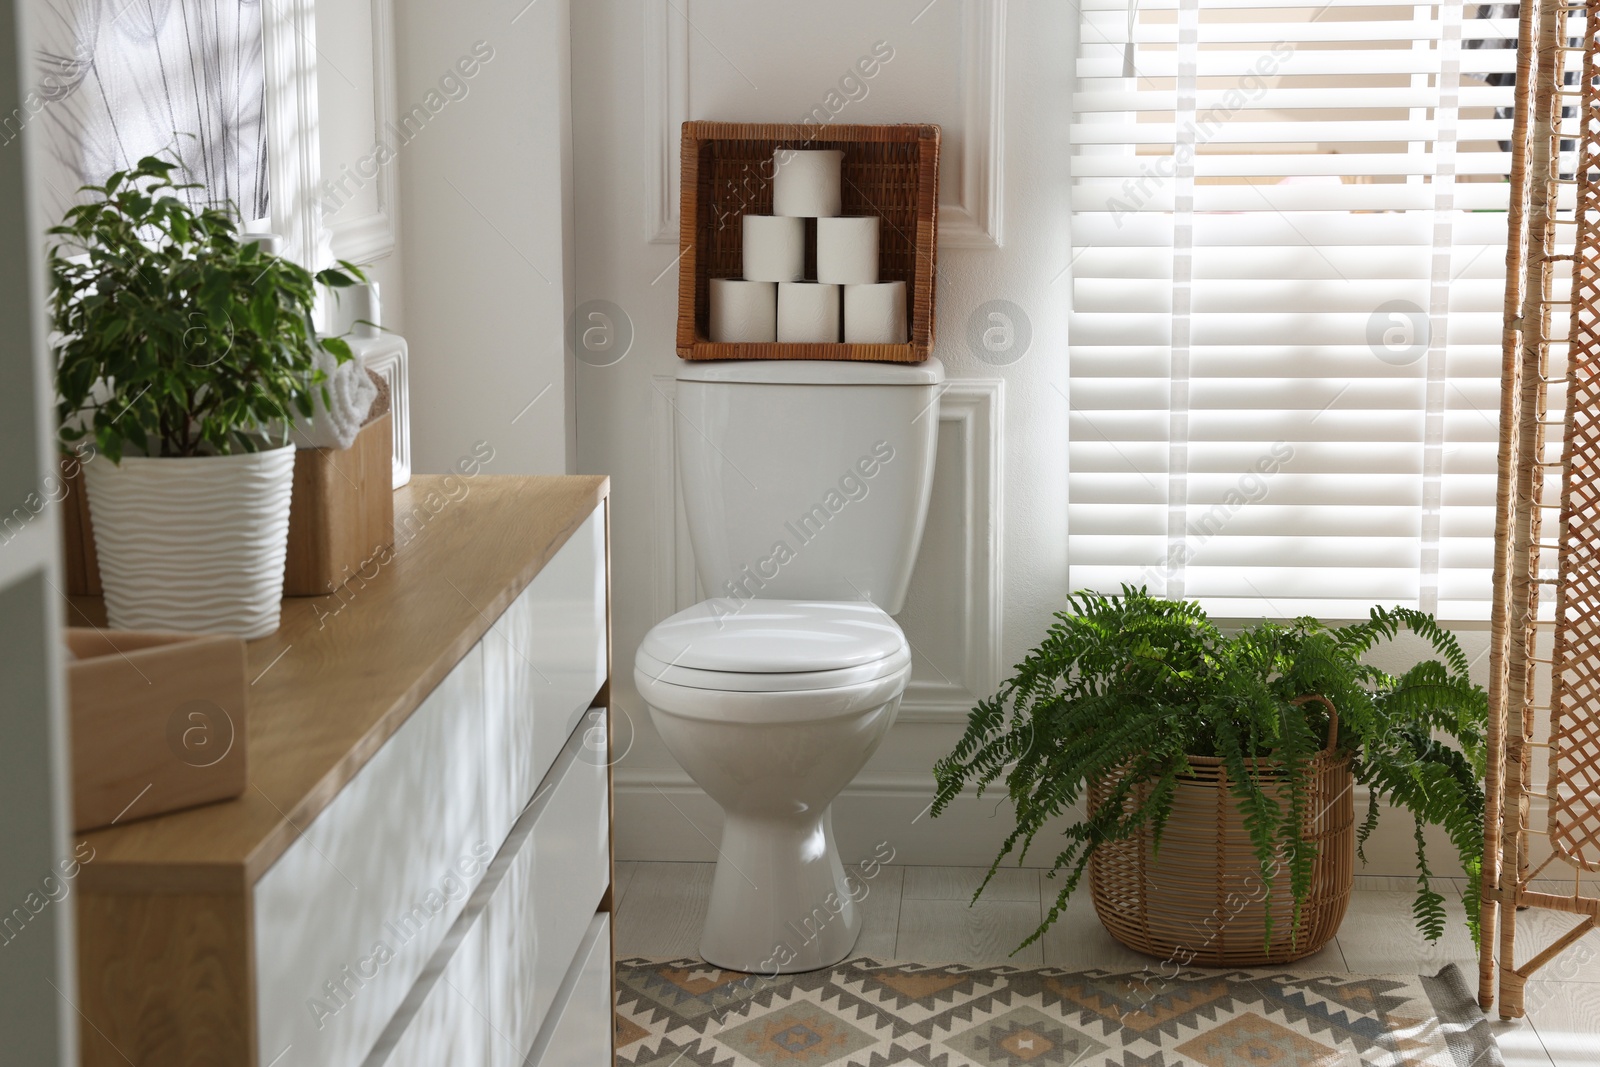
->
[614, 766, 1469, 877]
[649, 375, 699, 619]
[641, 0, 1006, 248]
[614, 764, 1014, 867]
[263, 0, 327, 268]
[900, 379, 1005, 722]
[643, 0, 690, 245]
[650, 376, 680, 619]
[941, 0, 1007, 248]
[327, 0, 400, 262]
[647, 375, 1004, 719]
[327, 211, 394, 263]
[618, 766, 933, 799]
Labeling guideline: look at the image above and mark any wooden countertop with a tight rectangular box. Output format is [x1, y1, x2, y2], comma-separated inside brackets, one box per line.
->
[69, 474, 609, 894]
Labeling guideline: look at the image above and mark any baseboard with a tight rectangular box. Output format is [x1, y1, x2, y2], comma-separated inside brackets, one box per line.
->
[614, 766, 1061, 870]
[613, 767, 1475, 879]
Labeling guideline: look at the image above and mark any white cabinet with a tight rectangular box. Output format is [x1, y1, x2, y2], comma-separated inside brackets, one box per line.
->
[368, 909, 491, 1067]
[364, 709, 610, 1067]
[254, 646, 488, 1067]
[74, 480, 610, 1067]
[528, 915, 612, 1067]
[253, 500, 610, 1067]
[486, 715, 610, 1067]
[482, 509, 607, 847]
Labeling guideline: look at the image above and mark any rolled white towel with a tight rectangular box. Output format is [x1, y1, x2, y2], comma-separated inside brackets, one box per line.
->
[296, 346, 377, 450]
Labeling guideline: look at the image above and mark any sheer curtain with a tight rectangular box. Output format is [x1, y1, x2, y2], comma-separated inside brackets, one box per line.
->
[28, 0, 268, 223]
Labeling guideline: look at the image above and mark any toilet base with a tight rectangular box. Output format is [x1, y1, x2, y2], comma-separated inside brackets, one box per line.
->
[698, 808, 863, 974]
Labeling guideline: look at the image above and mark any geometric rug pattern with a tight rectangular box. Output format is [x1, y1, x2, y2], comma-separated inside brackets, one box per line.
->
[615, 958, 1503, 1067]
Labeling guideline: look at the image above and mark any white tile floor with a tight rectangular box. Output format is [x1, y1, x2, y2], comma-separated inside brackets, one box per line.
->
[614, 862, 1600, 1067]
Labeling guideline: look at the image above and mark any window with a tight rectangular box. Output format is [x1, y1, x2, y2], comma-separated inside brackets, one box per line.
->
[1068, 0, 1536, 620]
[30, 0, 269, 225]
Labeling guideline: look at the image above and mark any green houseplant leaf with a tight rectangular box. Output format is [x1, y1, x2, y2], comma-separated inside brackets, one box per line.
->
[931, 586, 1488, 954]
[50, 154, 366, 458]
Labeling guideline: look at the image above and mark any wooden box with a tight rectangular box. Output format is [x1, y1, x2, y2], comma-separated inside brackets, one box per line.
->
[60, 451, 101, 596]
[66, 628, 248, 832]
[284, 412, 394, 596]
[677, 122, 940, 363]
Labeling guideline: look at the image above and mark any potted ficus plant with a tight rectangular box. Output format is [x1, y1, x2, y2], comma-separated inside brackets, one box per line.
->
[51, 155, 363, 638]
[932, 587, 1487, 965]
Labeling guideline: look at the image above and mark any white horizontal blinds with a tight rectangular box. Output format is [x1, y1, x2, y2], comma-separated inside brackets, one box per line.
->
[1426, 0, 1463, 619]
[1068, 0, 1537, 620]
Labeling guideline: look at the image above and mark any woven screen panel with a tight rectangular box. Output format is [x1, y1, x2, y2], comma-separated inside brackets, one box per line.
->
[1548, 8, 1600, 874]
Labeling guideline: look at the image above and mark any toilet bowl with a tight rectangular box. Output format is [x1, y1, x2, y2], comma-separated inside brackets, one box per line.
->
[637, 357, 943, 972]
[635, 598, 911, 972]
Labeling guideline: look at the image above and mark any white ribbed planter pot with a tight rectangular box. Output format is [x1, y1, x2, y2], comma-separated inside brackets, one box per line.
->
[83, 446, 296, 639]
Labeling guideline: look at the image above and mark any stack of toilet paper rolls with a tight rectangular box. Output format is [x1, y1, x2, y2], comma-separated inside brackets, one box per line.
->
[710, 149, 909, 345]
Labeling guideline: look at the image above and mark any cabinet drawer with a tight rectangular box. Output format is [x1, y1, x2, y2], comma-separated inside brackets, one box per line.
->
[365, 908, 490, 1067]
[487, 713, 611, 1067]
[528, 914, 612, 1067]
[253, 647, 488, 1067]
[483, 506, 607, 846]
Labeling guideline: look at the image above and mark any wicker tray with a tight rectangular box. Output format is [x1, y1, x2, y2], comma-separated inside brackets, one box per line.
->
[677, 121, 939, 363]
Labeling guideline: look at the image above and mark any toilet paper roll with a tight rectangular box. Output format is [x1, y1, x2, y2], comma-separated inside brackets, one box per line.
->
[742, 215, 805, 282]
[710, 279, 778, 343]
[773, 149, 844, 217]
[817, 217, 879, 285]
[843, 281, 908, 344]
[778, 282, 841, 343]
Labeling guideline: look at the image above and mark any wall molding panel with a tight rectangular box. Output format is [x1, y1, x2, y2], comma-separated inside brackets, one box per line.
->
[643, 0, 691, 244]
[648, 375, 700, 620]
[946, 0, 1007, 248]
[642, 0, 1006, 248]
[325, 0, 400, 261]
[900, 379, 1005, 721]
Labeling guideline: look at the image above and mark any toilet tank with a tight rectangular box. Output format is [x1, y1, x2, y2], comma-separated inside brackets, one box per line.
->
[675, 358, 944, 615]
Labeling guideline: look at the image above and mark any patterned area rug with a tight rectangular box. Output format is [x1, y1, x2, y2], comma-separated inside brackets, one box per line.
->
[615, 957, 1502, 1067]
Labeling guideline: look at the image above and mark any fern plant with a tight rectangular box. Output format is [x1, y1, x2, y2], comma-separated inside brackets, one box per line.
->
[931, 587, 1487, 953]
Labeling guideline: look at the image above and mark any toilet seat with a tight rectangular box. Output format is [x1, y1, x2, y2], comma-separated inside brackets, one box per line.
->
[636, 645, 912, 693]
[639, 598, 907, 676]
[634, 598, 912, 721]
[635, 663, 911, 723]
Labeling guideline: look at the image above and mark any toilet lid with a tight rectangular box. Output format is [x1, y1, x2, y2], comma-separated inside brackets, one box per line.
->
[638, 599, 907, 675]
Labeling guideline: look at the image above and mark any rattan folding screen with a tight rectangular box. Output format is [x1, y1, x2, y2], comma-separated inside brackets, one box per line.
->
[1479, 0, 1600, 1019]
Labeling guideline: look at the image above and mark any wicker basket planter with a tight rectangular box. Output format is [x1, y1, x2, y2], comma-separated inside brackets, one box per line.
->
[677, 121, 940, 363]
[1087, 699, 1355, 966]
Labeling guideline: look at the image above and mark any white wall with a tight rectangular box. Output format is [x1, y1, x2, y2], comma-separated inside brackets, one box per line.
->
[319, 0, 581, 476]
[573, 0, 1493, 879]
[574, 0, 1085, 869]
[393, 0, 575, 476]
